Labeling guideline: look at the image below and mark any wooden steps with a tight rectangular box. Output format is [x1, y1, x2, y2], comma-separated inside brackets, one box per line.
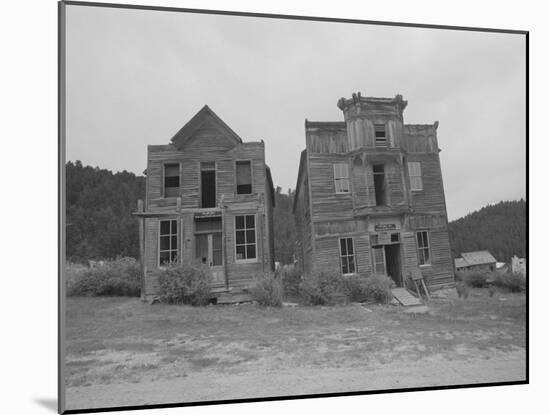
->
[392, 287, 422, 306]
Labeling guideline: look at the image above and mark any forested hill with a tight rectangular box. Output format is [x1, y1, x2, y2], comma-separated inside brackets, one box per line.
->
[66, 161, 145, 262]
[448, 200, 526, 262]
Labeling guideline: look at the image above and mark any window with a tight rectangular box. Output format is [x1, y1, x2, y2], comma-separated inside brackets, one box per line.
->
[235, 215, 256, 261]
[339, 238, 356, 274]
[375, 123, 387, 147]
[163, 164, 179, 198]
[408, 162, 423, 191]
[373, 164, 386, 206]
[159, 219, 178, 265]
[416, 231, 431, 266]
[333, 163, 350, 193]
[236, 161, 252, 194]
[200, 162, 216, 208]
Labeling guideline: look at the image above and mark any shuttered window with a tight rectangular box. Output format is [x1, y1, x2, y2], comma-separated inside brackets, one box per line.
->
[408, 162, 423, 191]
[159, 219, 178, 265]
[236, 161, 252, 194]
[375, 123, 387, 148]
[333, 163, 350, 193]
[416, 231, 431, 266]
[235, 215, 256, 261]
[339, 237, 356, 274]
[163, 164, 179, 198]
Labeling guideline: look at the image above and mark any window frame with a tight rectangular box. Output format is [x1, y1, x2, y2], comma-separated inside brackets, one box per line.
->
[374, 123, 388, 148]
[408, 161, 423, 191]
[235, 159, 253, 195]
[333, 163, 350, 194]
[158, 218, 178, 266]
[373, 164, 387, 206]
[161, 162, 180, 198]
[234, 214, 258, 263]
[416, 230, 431, 267]
[338, 237, 357, 275]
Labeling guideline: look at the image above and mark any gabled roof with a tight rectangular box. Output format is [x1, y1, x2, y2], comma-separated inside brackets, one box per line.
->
[460, 251, 497, 266]
[170, 105, 243, 150]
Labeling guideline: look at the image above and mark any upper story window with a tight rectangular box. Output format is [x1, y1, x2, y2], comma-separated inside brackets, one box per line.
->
[200, 161, 216, 208]
[374, 123, 387, 148]
[235, 215, 256, 261]
[163, 164, 180, 198]
[159, 219, 178, 265]
[408, 162, 423, 191]
[339, 237, 356, 274]
[416, 231, 431, 266]
[333, 163, 350, 193]
[373, 164, 386, 206]
[236, 161, 252, 194]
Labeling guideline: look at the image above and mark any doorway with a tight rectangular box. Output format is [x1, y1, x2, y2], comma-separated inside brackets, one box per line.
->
[195, 217, 225, 285]
[372, 243, 402, 287]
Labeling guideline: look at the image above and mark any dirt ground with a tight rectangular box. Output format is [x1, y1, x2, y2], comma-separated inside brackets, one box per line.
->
[64, 288, 526, 410]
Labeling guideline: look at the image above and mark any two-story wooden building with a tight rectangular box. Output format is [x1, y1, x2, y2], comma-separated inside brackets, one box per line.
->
[293, 93, 454, 290]
[136, 105, 275, 300]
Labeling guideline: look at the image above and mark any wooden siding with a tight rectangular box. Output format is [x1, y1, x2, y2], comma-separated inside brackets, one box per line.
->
[142, 109, 273, 297]
[407, 154, 447, 214]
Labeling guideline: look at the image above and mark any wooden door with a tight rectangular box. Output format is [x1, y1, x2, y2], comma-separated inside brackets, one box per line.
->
[196, 233, 224, 284]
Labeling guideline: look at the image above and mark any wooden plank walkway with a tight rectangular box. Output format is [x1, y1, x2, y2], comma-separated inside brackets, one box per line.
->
[392, 287, 422, 306]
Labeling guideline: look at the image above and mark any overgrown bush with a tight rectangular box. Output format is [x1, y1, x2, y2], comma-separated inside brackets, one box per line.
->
[362, 274, 394, 304]
[457, 270, 490, 288]
[340, 274, 370, 302]
[249, 273, 284, 307]
[67, 257, 141, 297]
[492, 271, 526, 292]
[154, 262, 213, 306]
[298, 270, 344, 305]
[278, 266, 302, 298]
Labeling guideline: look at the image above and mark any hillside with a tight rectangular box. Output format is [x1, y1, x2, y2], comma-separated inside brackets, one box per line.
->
[448, 200, 526, 262]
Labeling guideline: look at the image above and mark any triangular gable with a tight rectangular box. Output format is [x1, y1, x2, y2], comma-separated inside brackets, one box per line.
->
[170, 105, 243, 150]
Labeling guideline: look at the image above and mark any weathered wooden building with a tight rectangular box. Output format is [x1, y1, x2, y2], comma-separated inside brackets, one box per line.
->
[136, 105, 275, 300]
[455, 251, 497, 273]
[293, 93, 455, 290]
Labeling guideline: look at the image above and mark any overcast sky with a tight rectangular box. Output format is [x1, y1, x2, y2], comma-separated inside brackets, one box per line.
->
[65, 5, 526, 221]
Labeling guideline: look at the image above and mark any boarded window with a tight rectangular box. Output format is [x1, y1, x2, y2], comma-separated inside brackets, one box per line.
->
[235, 215, 256, 261]
[339, 237, 356, 274]
[159, 219, 178, 265]
[333, 163, 350, 193]
[236, 161, 252, 194]
[201, 162, 216, 208]
[416, 231, 431, 266]
[375, 124, 387, 148]
[408, 162, 423, 191]
[373, 164, 386, 206]
[164, 164, 179, 198]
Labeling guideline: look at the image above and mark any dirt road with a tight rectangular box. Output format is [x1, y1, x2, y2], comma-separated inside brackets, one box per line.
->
[66, 350, 526, 410]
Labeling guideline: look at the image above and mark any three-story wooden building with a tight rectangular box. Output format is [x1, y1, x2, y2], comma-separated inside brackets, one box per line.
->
[293, 93, 454, 290]
[136, 105, 275, 300]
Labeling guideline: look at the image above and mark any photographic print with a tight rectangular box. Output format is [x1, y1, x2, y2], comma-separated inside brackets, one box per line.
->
[59, 1, 527, 413]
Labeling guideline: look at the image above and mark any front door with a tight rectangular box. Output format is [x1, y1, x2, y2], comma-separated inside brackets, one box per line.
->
[196, 233, 225, 285]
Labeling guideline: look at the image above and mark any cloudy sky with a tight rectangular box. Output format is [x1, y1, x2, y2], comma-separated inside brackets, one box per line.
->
[65, 4, 526, 220]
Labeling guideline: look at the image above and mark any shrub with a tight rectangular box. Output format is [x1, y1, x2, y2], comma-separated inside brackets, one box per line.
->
[493, 271, 526, 292]
[278, 266, 303, 299]
[67, 257, 141, 297]
[341, 274, 370, 302]
[456, 281, 470, 299]
[155, 262, 213, 306]
[298, 270, 344, 305]
[362, 275, 394, 304]
[461, 270, 490, 288]
[249, 273, 284, 307]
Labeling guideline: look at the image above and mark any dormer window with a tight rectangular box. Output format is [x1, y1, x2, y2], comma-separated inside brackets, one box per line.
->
[163, 164, 180, 198]
[375, 123, 387, 148]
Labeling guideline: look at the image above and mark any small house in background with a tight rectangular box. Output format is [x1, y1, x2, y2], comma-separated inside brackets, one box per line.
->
[511, 255, 526, 276]
[135, 105, 275, 301]
[454, 250, 497, 273]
